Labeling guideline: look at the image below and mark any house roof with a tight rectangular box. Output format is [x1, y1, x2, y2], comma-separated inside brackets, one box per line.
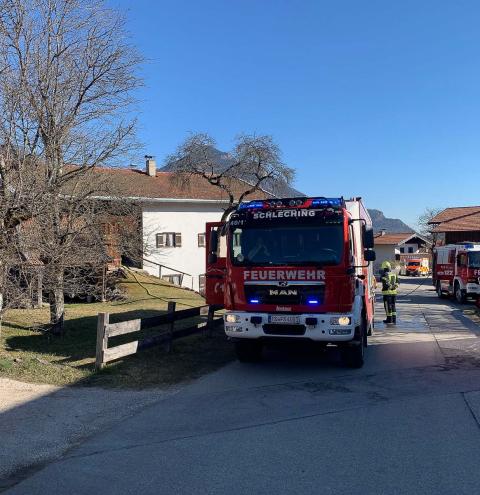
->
[374, 232, 430, 246]
[429, 206, 480, 223]
[67, 166, 275, 203]
[429, 206, 480, 233]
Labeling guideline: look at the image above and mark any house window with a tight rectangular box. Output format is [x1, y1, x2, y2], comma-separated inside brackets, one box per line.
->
[399, 247, 405, 253]
[408, 247, 414, 253]
[156, 233, 182, 248]
[198, 233, 206, 247]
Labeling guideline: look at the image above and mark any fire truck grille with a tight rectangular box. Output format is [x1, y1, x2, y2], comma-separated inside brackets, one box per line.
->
[263, 324, 306, 336]
[244, 284, 325, 305]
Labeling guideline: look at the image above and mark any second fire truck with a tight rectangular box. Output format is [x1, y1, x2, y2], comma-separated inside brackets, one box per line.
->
[433, 243, 480, 303]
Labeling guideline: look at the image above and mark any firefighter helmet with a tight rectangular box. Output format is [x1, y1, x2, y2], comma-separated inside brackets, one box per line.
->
[381, 261, 392, 270]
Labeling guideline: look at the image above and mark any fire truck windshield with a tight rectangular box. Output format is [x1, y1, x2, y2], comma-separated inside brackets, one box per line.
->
[468, 252, 480, 268]
[230, 225, 344, 266]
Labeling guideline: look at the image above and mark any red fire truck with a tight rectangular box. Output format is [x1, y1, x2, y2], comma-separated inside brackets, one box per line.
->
[433, 243, 480, 303]
[205, 197, 376, 368]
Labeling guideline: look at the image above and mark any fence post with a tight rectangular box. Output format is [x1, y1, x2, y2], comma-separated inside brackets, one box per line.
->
[166, 302, 176, 353]
[95, 312, 109, 370]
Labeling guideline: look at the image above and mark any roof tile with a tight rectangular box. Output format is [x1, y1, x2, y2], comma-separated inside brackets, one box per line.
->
[429, 206, 480, 224]
[374, 232, 425, 245]
[68, 166, 274, 202]
[431, 211, 480, 232]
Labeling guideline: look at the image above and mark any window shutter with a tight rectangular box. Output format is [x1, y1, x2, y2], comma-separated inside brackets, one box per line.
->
[175, 233, 182, 247]
[156, 234, 164, 248]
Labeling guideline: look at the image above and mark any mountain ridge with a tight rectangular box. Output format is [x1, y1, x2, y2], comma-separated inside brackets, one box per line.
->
[368, 208, 414, 233]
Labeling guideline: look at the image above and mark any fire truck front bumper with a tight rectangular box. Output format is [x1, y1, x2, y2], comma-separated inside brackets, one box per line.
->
[224, 312, 356, 342]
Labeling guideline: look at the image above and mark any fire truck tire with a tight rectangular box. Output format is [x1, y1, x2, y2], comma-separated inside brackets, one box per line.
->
[341, 321, 365, 368]
[454, 282, 466, 304]
[436, 282, 446, 299]
[234, 341, 263, 362]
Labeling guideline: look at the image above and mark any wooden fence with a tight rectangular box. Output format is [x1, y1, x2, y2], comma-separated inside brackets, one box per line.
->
[95, 303, 223, 370]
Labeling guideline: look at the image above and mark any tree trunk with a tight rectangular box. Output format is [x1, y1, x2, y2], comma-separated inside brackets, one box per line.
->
[49, 268, 65, 333]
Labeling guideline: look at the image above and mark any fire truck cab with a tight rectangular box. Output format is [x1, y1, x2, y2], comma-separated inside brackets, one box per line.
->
[433, 243, 480, 303]
[205, 197, 376, 368]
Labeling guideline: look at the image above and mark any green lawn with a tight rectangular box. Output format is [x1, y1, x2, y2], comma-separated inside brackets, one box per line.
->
[0, 270, 233, 388]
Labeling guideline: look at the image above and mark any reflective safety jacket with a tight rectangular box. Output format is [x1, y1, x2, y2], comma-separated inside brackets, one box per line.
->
[381, 270, 399, 295]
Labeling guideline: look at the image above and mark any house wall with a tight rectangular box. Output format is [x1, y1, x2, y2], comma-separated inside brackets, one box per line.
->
[373, 245, 396, 273]
[142, 202, 225, 291]
[373, 243, 422, 274]
[395, 243, 419, 254]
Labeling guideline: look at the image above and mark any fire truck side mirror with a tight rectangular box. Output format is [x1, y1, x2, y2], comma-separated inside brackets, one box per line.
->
[364, 249, 376, 262]
[363, 226, 375, 249]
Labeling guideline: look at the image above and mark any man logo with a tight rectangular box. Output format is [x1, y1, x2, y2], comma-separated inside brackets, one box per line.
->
[278, 281, 289, 287]
[269, 289, 298, 296]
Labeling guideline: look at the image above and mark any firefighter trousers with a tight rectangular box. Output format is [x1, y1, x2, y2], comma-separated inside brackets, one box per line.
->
[383, 295, 397, 323]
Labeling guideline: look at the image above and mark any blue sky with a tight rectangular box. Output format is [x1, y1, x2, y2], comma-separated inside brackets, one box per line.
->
[114, 0, 480, 228]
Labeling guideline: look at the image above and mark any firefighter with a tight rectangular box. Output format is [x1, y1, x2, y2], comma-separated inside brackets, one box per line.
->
[380, 261, 399, 325]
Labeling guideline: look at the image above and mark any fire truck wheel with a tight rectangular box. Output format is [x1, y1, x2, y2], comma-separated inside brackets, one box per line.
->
[234, 341, 263, 362]
[341, 321, 365, 368]
[454, 282, 466, 304]
[436, 282, 446, 299]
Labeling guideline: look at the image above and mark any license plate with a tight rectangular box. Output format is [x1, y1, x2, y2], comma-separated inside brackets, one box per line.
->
[268, 315, 300, 325]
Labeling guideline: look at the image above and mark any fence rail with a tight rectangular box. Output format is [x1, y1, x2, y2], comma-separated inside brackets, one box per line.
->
[95, 303, 223, 370]
[142, 257, 194, 288]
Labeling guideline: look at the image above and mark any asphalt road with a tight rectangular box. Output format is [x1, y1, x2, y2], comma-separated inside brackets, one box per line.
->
[4, 277, 480, 494]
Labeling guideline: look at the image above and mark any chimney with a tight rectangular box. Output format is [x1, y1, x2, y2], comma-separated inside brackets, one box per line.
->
[380, 229, 386, 236]
[145, 155, 156, 177]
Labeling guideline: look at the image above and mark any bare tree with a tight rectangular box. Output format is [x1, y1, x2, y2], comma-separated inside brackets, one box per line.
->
[417, 207, 442, 237]
[0, 0, 142, 328]
[166, 133, 295, 221]
[417, 206, 443, 250]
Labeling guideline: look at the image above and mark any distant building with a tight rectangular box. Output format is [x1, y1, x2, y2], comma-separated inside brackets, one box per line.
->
[428, 206, 480, 244]
[373, 231, 431, 272]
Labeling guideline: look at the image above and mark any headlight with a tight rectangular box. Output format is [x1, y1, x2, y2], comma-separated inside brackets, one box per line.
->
[225, 314, 240, 323]
[330, 316, 351, 326]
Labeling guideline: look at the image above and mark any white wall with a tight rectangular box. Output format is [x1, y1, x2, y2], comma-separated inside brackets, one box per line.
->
[142, 202, 225, 291]
[373, 245, 395, 273]
[374, 243, 422, 274]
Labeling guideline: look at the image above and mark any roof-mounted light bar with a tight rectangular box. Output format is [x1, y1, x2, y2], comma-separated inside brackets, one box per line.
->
[238, 197, 344, 210]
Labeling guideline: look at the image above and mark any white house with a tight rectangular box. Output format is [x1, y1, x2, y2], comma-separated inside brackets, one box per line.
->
[96, 157, 274, 292]
[142, 200, 227, 292]
[373, 231, 431, 272]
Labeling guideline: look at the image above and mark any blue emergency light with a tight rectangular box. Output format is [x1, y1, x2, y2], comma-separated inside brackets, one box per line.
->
[311, 198, 342, 207]
[238, 197, 343, 210]
[238, 201, 264, 210]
